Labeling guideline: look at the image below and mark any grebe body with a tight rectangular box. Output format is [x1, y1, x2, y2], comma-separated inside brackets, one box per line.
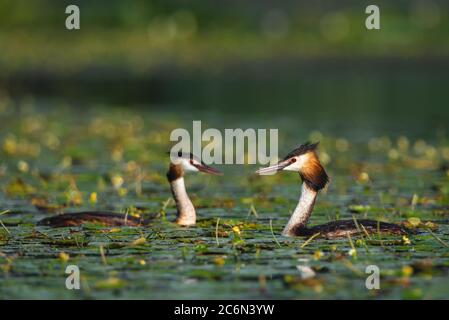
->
[292, 219, 408, 239]
[38, 211, 144, 227]
[256, 142, 408, 238]
[38, 152, 221, 227]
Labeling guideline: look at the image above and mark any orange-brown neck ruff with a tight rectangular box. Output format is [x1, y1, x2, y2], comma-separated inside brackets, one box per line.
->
[166, 163, 184, 182]
[300, 152, 328, 191]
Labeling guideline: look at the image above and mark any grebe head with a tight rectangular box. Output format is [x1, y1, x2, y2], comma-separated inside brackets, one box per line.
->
[168, 151, 222, 178]
[255, 142, 328, 191]
[167, 151, 221, 226]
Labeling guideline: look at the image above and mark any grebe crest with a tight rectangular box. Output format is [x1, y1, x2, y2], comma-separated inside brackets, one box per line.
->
[256, 142, 328, 191]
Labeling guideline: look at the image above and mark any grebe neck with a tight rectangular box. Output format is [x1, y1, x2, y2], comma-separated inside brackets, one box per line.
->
[282, 182, 317, 237]
[167, 164, 196, 226]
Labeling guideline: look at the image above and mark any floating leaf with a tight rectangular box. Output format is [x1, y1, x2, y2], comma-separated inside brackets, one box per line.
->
[58, 252, 70, 262]
[5, 178, 36, 196]
[348, 204, 370, 213]
[213, 256, 225, 266]
[313, 251, 323, 260]
[232, 226, 241, 236]
[401, 265, 413, 277]
[131, 236, 146, 246]
[348, 248, 357, 258]
[138, 259, 146, 266]
[402, 235, 411, 245]
[94, 277, 125, 290]
[407, 217, 421, 227]
[89, 192, 97, 204]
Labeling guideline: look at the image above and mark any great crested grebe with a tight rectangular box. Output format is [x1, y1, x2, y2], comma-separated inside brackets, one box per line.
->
[38, 152, 221, 227]
[256, 142, 408, 238]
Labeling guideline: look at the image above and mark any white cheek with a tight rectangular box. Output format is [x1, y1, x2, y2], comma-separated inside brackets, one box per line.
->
[181, 160, 199, 172]
[283, 161, 300, 171]
[297, 155, 308, 167]
[283, 155, 307, 171]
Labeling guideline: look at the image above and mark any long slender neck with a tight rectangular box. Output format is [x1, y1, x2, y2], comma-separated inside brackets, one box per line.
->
[282, 182, 317, 237]
[167, 165, 196, 226]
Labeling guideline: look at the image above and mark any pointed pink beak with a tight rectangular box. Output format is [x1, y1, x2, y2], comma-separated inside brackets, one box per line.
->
[255, 159, 291, 175]
[194, 163, 223, 175]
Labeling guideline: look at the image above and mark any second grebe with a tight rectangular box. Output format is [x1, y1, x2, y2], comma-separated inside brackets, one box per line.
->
[38, 152, 222, 227]
[256, 142, 408, 238]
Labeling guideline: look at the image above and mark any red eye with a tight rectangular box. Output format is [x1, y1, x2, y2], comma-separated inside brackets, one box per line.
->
[291, 158, 297, 163]
[190, 159, 194, 165]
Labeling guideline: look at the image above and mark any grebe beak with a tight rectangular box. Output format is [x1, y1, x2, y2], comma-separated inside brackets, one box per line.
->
[194, 163, 223, 175]
[255, 159, 292, 175]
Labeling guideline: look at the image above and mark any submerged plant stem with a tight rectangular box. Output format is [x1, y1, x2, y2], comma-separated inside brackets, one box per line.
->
[300, 232, 320, 248]
[428, 229, 449, 248]
[270, 219, 281, 248]
[215, 218, 220, 246]
[99, 245, 107, 265]
[0, 210, 11, 235]
[0, 220, 10, 235]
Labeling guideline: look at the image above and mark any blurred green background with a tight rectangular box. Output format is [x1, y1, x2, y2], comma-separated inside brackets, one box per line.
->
[0, 0, 449, 137]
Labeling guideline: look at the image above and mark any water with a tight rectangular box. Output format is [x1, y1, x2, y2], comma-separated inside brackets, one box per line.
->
[0, 93, 448, 299]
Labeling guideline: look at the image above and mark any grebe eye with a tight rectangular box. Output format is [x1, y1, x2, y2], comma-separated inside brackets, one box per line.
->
[190, 159, 194, 165]
[291, 158, 297, 163]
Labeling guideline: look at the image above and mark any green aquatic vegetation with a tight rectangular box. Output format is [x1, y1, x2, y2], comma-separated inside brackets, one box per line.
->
[94, 277, 126, 290]
[0, 105, 448, 299]
[0, 231, 9, 245]
[427, 230, 449, 248]
[348, 204, 371, 214]
[4, 178, 36, 196]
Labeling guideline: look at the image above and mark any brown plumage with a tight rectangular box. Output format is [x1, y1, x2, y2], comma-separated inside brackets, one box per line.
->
[37, 152, 221, 228]
[294, 219, 410, 239]
[37, 212, 145, 227]
[256, 141, 409, 238]
[166, 163, 184, 182]
[298, 148, 329, 191]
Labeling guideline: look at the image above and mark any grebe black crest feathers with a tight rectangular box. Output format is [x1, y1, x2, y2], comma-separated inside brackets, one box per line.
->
[281, 142, 320, 160]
